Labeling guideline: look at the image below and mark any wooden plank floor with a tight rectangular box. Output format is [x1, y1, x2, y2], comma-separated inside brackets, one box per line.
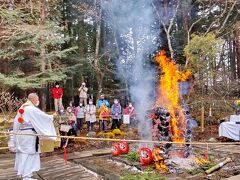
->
[193, 144, 240, 154]
[0, 155, 101, 180]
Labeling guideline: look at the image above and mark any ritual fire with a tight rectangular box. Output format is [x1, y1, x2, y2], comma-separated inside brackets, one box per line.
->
[150, 50, 192, 158]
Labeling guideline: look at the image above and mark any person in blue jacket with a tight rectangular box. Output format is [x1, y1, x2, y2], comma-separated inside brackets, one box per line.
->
[97, 94, 110, 108]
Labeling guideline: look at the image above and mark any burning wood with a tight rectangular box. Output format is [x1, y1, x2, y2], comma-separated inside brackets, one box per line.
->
[153, 148, 169, 172]
[150, 106, 193, 158]
[140, 50, 194, 171]
[154, 50, 191, 142]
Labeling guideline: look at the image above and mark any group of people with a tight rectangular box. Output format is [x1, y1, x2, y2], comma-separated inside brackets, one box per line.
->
[64, 94, 136, 135]
[51, 82, 136, 134]
[10, 81, 137, 179]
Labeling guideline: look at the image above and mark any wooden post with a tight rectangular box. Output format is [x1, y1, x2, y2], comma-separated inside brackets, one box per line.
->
[209, 106, 212, 126]
[201, 105, 205, 132]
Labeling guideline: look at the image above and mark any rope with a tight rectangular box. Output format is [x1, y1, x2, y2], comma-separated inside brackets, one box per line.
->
[0, 131, 240, 146]
[0, 147, 9, 150]
[0, 135, 8, 138]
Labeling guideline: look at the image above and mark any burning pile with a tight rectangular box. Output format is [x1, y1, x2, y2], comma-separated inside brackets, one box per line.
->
[111, 50, 195, 172]
[151, 50, 192, 158]
[151, 106, 193, 158]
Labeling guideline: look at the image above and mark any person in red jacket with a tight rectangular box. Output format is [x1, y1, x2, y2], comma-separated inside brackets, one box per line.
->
[123, 102, 136, 128]
[51, 82, 64, 113]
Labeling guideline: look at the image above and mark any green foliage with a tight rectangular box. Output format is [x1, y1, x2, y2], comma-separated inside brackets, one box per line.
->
[0, 0, 239, 104]
[0, 71, 67, 89]
[187, 160, 216, 175]
[0, 2, 78, 90]
[184, 33, 223, 72]
[121, 171, 165, 180]
[187, 168, 203, 175]
[126, 151, 140, 162]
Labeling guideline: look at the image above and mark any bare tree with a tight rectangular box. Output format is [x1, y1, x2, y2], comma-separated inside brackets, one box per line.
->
[0, 92, 24, 123]
[152, 0, 180, 58]
[184, 0, 239, 67]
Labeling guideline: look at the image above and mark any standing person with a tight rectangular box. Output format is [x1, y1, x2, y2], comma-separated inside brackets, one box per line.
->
[97, 94, 110, 108]
[98, 102, 110, 132]
[10, 93, 57, 180]
[78, 82, 88, 106]
[69, 100, 75, 113]
[123, 102, 136, 128]
[111, 99, 122, 129]
[75, 103, 85, 132]
[66, 107, 77, 136]
[85, 99, 97, 131]
[51, 82, 64, 113]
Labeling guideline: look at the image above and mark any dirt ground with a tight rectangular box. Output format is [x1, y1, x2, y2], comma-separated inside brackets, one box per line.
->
[192, 125, 219, 141]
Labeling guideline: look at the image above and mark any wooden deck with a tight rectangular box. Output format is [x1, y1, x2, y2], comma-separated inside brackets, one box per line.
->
[0, 144, 239, 180]
[193, 144, 240, 154]
[0, 155, 101, 180]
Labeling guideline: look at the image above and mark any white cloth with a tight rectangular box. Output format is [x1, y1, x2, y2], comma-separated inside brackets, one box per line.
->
[15, 152, 40, 178]
[12, 104, 56, 178]
[219, 121, 240, 141]
[229, 115, 240, 123]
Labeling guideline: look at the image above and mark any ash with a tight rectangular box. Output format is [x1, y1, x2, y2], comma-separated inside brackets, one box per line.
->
[166, 155, 197, 172]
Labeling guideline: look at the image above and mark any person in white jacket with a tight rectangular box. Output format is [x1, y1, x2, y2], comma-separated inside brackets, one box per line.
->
[85, 99, 96, 131]
[78, 82, 88, 106]
[10, 93, 57, 180]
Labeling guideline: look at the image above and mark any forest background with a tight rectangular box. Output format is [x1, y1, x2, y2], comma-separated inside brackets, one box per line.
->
[0, 0, 239, 123]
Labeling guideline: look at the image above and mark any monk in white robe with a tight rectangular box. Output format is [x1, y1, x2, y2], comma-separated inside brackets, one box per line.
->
[12, 93, 57, 180]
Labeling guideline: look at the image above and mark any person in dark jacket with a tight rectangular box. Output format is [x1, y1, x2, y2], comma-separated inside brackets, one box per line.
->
[111, 99, 122, 129]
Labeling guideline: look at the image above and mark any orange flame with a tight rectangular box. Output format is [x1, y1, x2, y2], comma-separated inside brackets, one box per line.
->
[155, 50, 191, 142]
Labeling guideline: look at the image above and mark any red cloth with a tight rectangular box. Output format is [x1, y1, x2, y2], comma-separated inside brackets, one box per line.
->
[51, 87, 63, 99]
[123, 107, 135, 119]
[63, 146, 67, 165]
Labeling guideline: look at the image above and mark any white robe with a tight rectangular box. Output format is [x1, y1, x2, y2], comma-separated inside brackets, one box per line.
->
[13, 105, 57, 178]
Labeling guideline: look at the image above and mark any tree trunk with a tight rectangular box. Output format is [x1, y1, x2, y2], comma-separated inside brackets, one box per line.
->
[40, 1, 46, 24]
[40, 44, 46, 72]
[235, 23, 240, 80]
[96, 72, 104, 97]
[162, 0, 180, 59]
[229, 39, 236, 80]
[41, 85, 47, 111]
[7, 0, 14, 10]
[39, 1, 47, 110]
[71, 72, 74, 100]
[94, 0, 103, 96]
[182, 12, 188, 45]
[48, 83, 52, 111]
[166, 32, 174, 58]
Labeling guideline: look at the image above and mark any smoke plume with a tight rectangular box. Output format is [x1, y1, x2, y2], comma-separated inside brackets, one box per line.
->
[102, 0, 160, 140]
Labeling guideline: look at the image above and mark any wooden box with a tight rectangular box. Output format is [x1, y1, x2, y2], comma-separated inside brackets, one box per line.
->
[40, 139, 55, 153]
